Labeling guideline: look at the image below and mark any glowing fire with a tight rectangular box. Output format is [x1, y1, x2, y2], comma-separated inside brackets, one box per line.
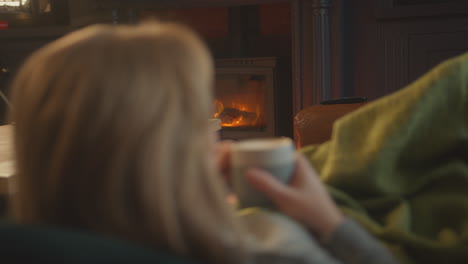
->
[213, 99, 224, 118]
[213, 99, 263, 127]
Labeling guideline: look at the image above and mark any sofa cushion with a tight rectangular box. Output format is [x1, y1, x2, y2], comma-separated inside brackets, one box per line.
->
[0, 220, 194, 264]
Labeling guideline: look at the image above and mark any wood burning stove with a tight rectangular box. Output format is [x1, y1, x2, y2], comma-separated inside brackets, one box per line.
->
[214, 57, 276, 140]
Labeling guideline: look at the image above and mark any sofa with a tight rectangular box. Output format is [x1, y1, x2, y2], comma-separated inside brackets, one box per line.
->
[294, 99, 366, 148]
[0, 220, 194, 264]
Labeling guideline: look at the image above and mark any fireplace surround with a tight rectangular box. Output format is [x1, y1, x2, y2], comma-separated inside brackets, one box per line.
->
[214, 57, 276, 140]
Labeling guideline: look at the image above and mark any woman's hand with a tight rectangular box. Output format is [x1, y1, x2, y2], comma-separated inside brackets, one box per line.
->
[245, 154, 344, 239]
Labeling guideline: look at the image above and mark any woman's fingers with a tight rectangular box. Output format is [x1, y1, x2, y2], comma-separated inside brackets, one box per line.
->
[291, 154, 319, 184]
[245, 155, 344, 238]
[246, 168, 292, 202]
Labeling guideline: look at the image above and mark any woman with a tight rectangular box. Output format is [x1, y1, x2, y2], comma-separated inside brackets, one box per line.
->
[9, 22, 397, 264]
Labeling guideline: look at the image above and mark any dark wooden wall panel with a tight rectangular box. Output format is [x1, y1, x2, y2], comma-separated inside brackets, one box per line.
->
[259, 3, 291, 36]
[166, 8, 229, 38]
[409, 28, 468, 82]
[348, 0, 468, 100]
[140, 8, 229, 39]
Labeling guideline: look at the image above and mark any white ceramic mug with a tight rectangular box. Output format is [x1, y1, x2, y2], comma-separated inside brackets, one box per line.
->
[231, 137, 296, 208]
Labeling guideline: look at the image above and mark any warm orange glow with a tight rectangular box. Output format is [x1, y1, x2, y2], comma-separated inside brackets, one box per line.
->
[213, 99, 224, 118]
[213, 99, 264, 128]
[213, 76, 267, 128]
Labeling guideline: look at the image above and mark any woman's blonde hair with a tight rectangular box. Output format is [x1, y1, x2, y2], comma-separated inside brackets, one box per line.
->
[10, 22, 245, 263]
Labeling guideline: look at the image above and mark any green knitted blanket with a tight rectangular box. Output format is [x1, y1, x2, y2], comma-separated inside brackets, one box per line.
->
[301, 52, 468, 264]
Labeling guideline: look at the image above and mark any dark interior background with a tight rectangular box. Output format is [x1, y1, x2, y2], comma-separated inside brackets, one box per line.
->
[1, 0, 467, 136]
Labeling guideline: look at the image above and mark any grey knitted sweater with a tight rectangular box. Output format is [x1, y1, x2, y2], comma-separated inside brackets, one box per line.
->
[241, 209, 398, 264]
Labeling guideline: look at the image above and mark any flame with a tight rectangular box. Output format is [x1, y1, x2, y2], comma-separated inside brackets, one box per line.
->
[222, 116, 244, 127]
[213, 99, 263, 127]
[213, 99, 224, 118]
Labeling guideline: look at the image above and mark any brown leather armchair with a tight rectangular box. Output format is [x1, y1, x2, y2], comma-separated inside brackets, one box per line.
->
[294, 98, 367, 148]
